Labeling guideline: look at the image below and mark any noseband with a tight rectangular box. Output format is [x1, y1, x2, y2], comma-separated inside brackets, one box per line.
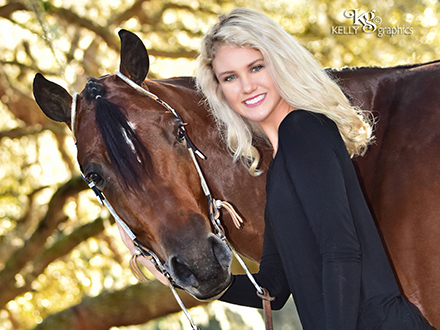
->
[71, 71, 273, 330]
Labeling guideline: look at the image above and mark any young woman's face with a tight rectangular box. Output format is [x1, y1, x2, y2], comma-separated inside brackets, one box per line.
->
[212, 45, 291, 127]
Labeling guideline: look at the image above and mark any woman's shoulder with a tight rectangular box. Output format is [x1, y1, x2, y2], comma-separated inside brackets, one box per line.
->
[275, 110, 348, 167]
[278, 110, 339, 139]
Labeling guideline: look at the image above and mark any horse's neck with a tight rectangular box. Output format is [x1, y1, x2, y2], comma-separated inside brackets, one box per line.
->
[331, 61, 440, 109]
[152, 76, 198, 91]
[331, 67, 391, 109]
[331, 62, 440, 208]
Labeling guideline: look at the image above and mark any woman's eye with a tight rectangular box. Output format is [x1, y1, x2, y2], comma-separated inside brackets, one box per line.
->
[251, 65, 264, 72]
[224, 75, 236, 82]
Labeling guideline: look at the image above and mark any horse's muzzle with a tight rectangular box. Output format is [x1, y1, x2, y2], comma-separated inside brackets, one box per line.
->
[166, 233, 233, 300]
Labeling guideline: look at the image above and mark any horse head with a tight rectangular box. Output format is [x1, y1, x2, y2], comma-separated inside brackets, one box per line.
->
[32, 29, 235, 300]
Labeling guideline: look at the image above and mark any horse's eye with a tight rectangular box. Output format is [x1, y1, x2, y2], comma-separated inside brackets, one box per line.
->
[176, 124, 187, 142]
[87, 173, 103, 186]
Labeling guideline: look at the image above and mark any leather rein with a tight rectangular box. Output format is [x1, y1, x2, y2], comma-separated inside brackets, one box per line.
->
[70, 70, 274, 330]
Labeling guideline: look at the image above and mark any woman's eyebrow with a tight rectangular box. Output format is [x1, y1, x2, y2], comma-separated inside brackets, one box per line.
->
[217, 58, 264, 78]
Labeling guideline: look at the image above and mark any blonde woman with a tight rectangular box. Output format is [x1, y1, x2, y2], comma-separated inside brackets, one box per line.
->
[196, 8, 433, 330]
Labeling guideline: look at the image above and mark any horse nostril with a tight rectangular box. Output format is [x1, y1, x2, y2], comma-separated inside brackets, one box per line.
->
[170, 256, 198, 287]
[210, 235, 232, 269]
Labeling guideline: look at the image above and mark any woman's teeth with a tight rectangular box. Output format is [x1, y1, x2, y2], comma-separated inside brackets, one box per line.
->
[244, 94, 265, 105]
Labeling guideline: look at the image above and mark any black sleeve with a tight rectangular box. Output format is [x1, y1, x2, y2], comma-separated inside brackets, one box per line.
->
[280, 112, 362, 329]
[220, 219, 291, 310]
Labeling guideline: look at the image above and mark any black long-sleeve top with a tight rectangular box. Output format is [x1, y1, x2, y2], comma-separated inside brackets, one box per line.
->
[221, 110, 432, 329]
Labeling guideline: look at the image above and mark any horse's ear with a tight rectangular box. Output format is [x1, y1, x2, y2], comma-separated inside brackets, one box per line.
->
[33, 73, 72, 123]
[118, 29, 149, 86]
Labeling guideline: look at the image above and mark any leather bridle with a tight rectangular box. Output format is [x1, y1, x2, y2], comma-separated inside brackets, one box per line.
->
[70, 70, 274, 330]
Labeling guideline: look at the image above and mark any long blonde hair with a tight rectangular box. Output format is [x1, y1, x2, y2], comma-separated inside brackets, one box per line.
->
[196, 8, 374, 176]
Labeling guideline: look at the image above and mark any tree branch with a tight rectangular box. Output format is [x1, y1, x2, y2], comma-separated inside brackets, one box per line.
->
[107, 0, 149, 27]
[0, 2, 26, 19]
[0, 69, 53, 126]
[30, 217, 107, 278]
[47, 6, 120, 52]
[0, 176, 87, 309]
[33, 281, 207, 330]
[0, 217, 108, 311]
[0, 125, 67, 141]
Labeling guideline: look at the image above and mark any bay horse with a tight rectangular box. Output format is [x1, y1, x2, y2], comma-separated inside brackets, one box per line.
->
[33, 30, 440, 327]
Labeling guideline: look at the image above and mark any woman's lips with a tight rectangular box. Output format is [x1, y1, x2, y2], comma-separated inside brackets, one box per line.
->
[243, 93, 266, 107]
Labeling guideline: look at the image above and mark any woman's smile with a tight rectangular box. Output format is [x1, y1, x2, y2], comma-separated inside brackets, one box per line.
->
[243, 93, 266, 106]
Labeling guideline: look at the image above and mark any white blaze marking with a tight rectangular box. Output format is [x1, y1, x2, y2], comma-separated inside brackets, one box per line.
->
[123, 121, 142, 163]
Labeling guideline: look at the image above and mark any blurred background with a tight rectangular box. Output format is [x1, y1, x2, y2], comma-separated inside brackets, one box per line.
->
[1, 0, 439, 329]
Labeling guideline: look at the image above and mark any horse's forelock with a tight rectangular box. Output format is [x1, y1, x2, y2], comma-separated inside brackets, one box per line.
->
[94, 96, 152, 192]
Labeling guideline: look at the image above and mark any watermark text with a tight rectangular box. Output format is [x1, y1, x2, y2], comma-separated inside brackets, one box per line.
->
[331, 9, 413, 37]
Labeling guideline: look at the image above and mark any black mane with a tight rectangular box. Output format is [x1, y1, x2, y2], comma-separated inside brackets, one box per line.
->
[327, 59, 440, 74]
[91, 90, 152, 191]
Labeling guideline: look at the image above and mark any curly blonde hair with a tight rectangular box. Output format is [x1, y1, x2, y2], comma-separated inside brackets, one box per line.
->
[196, 8, 374, 176]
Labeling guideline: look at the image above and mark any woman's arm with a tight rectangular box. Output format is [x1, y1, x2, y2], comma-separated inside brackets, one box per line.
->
[220, 219, 291, 310]
[280, 111, 362, 329]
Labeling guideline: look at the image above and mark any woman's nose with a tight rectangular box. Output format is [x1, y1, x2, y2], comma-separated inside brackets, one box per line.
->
[241, 75, 257, 94]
